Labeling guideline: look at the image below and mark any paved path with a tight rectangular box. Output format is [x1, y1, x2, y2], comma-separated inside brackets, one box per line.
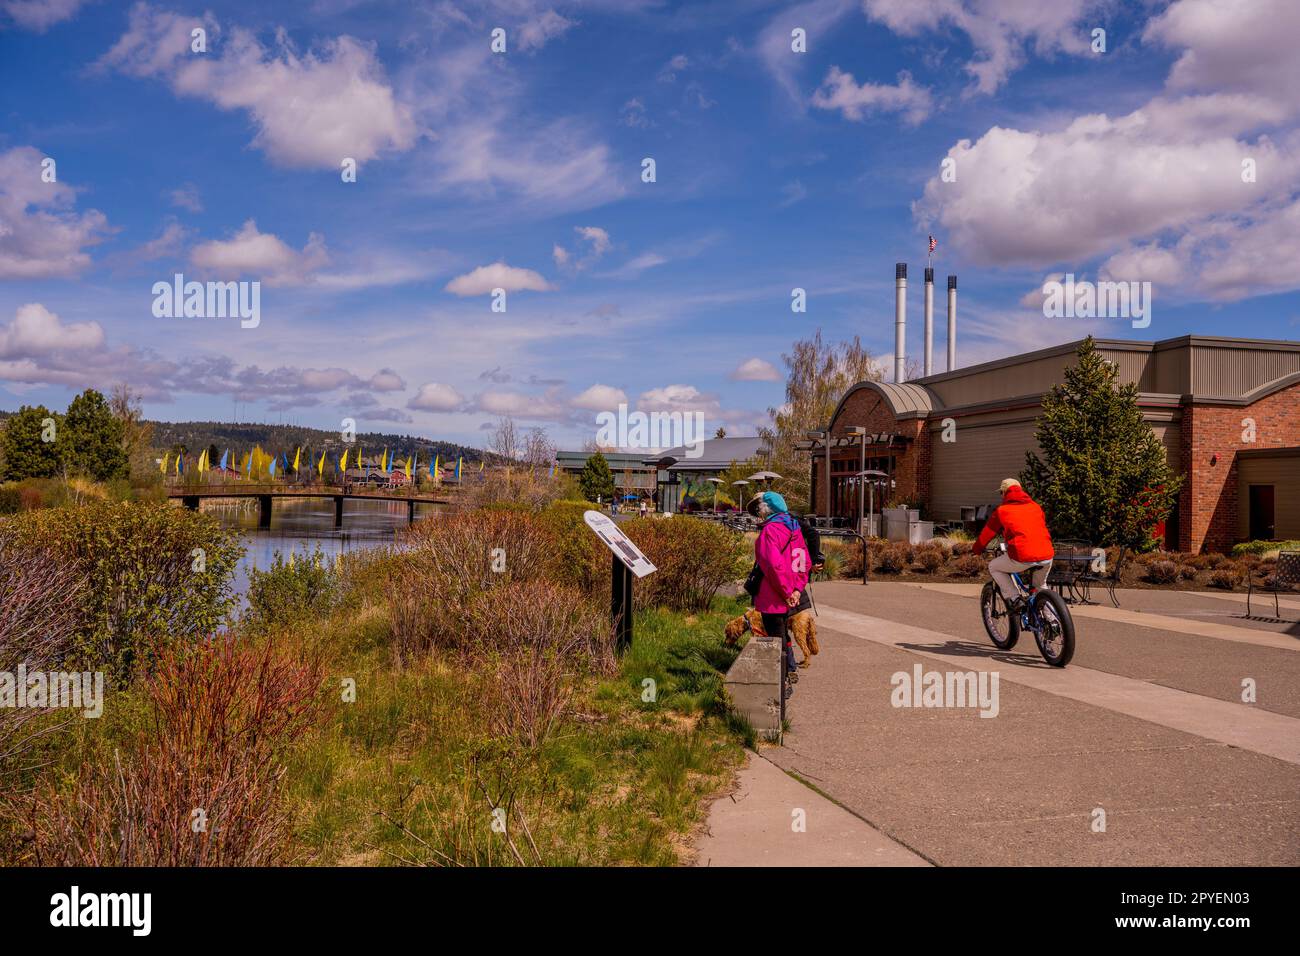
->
[702, 581, 1300, 866]
[693, 750, 930, 867]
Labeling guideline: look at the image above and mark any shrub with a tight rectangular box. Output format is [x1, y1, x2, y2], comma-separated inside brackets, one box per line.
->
[461, 580, 613, 748]
[839, 539, 866, 579]
[1232, 539, 1300, 557]
[245, 548, 340, 631]
[0, 485, 18, 515]
[875, 542, 908, 574]
[1209, 567, 1243, 590]
[3, 502, 241, 681]
[0, 529, 88, 776]
[622, 517, 747, 612]
[1177, 564, 1198, 581]
[387, 510, 553, 665]
[916, 547, 944, 573]
[1145, 560, 1178, 584]
[951, 554, 986, 577]
[951, 540, 974, 557]
[539, 500, 606, 594]
[22, 636, 327, 866]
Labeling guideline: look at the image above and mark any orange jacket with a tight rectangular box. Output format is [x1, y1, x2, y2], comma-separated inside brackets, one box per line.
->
[975, 486, 1054, 562]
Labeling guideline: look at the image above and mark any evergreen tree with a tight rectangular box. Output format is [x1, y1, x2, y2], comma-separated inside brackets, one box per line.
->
[0, 405, 62, 480]
[577, 451, 616, 502]
[1022, 337, 1182, 550]
[61, 389, 129, 481]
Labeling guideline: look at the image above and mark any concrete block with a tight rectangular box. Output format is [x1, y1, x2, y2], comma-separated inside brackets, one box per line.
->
[724, 637, 783, 742]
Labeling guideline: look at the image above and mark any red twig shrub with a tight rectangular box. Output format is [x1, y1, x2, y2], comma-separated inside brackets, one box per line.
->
[23, 637, 327, 866]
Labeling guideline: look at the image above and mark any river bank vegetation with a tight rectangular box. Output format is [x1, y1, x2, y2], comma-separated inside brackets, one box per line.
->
[0, 477, 754, 866]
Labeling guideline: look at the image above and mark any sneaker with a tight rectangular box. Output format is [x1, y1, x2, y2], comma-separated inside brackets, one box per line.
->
[787, 670, 799, 684]
[783, 682, 794, 700]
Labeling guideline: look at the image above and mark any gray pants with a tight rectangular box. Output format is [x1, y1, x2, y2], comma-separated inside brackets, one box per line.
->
[989, 553, 1051, 600]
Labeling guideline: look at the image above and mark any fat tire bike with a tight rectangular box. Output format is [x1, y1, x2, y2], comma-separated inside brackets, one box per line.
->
[979, 545, 1076, 667]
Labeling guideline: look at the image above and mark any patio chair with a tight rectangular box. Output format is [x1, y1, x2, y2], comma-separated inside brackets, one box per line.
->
[1246, 551, 1300, 619]
[1077, 545, 1127, 608]
[1048, 539, 1093, 604]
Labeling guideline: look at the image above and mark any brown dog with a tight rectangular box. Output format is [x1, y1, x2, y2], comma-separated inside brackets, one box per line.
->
[724, 608, 819, 666]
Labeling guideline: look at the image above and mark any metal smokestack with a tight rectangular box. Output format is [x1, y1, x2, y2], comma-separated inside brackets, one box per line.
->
[946, 274, 957, 372]
[894, 262, 907, 383]
[923, 267, 934, 377]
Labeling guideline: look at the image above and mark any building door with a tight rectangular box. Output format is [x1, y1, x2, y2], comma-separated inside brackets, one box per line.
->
[1248, 485, 1275, 541]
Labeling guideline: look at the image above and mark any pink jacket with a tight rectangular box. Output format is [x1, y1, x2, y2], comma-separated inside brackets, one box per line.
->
[754, 515, 809, 614]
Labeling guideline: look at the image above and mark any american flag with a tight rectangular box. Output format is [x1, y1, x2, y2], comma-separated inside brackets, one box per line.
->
[928, 235, 937, 253]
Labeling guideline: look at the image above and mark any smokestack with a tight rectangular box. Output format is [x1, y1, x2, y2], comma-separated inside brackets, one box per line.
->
[946, 275, 957, 372]
[894, 262, 907, 383]
[923, 267, 934, 377]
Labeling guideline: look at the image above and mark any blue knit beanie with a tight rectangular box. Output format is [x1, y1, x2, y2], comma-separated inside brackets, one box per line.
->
[761, 491, 789, 513]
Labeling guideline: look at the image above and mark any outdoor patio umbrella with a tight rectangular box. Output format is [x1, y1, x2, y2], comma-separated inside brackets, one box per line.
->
[746, 471, 782, 481]
[731, 479, 749, 513]
[705, 476, 723, 511]
[853, 469, 890, 536]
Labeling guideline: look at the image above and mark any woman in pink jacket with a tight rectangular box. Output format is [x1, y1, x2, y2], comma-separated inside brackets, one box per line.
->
[753, 492, 809, 696]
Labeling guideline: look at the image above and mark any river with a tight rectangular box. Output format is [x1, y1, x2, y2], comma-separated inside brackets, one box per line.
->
[197, 496, 443, 597]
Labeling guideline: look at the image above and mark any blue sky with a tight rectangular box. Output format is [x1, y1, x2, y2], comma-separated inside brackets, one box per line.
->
[1, 0, 1297, 450]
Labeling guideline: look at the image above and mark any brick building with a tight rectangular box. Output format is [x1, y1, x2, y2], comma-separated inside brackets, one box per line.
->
[809, 336, 1300, 553]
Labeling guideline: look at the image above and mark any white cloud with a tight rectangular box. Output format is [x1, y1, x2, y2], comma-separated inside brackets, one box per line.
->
[517, 9, 574, 51]
[574, 225, 610, 256]
[367, 368, 406, 392]
[779, 180, 808, 207]
[444, 261, 552, 296]
[0, 146, 108, 279]
[0, 302, 104, 358]
[475, 388, 567, 419]
[862, 0, 1102, 95]
[730, 357, 782, 382]
[571, 383, 627, 410]
[190, 219, 328, 286]
[554, 225, 612, 271]
[169, 183, 203, 212]
[811, 67, 932, 125]
[408, 382, 465, 412]
[658, 53, 688, 83]
[1, 0, 86, 31]
[99, 4, 418, 169]
[552, 244, 570, 268]
[757, 0, 856, 105]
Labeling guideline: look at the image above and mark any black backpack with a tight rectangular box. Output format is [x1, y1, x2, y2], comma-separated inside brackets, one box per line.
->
[793, 513, 822, 565]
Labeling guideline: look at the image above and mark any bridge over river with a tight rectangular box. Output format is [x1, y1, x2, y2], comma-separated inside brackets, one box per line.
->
[166, 483, 452, 528]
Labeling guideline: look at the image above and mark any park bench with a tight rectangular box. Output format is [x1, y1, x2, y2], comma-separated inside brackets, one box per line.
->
[1246, 550, 1300, 620]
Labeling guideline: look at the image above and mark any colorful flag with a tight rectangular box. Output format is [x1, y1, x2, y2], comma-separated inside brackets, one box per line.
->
[220, 449, 229, 471]
[292, 447, 300, 473]
[176, 453, 183, 475]
[405, 456, 412, 481]
[318, 449, 327, 477]
[456, 456, 462, 480]
[341, 448, 349, 473]
[160, 452, 169, 474]
[928, 235, 937, 254]
[380, 447, 388, 471]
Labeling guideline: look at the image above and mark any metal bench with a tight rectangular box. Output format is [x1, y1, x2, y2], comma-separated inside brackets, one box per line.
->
[1048, 539, 1095, 605]
[1246, 550, 1300, 620]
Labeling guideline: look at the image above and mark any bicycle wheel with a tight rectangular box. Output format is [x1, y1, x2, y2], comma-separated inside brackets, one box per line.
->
[980, 581, 1019, 649]
[1031, 589, 1075, 667]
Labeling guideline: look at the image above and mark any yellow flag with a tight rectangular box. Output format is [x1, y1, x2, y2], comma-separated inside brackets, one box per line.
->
[380, 447, 387, 471]
[434, 455, 440, 481]
[341, 448, 349, 473]
[357, 447, 363, 471]
[479, 460, 484, 472]
[160, 452, 169, 474]
[405, 456, 412, 480]
[293, 446, 301, 473]
[318, 450, 326, 477]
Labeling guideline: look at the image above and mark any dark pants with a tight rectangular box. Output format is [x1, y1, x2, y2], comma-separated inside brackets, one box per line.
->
[760, 611, 798, 675]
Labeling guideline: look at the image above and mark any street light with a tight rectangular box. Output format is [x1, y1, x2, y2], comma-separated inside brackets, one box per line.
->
[706, 476, 723, 512]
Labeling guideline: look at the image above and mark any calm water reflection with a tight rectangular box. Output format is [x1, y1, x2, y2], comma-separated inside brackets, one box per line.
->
[194, 496, 442, 597]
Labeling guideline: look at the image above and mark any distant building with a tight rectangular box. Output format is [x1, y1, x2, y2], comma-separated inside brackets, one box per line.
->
[554, 450, 656, 500]
[812, 336, 1300, 552]
[645, 436, 765, 513]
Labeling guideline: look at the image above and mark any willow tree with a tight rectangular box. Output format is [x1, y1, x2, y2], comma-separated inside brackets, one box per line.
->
[758, 330, 883, 513]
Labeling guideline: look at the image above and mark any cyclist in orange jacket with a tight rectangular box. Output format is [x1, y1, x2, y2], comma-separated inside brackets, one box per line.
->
[975, 479, 1054, 609]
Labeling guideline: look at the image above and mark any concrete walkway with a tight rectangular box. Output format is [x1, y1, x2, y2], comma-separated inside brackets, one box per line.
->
[698, 581, 1300, 866]
[693, 749, 931, 867]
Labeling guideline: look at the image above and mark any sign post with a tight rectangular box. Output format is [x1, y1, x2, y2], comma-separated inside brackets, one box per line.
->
[584, 511, 657, 651]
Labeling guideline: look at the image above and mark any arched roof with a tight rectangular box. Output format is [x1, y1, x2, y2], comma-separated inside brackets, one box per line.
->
[829, 380, 942, 427]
